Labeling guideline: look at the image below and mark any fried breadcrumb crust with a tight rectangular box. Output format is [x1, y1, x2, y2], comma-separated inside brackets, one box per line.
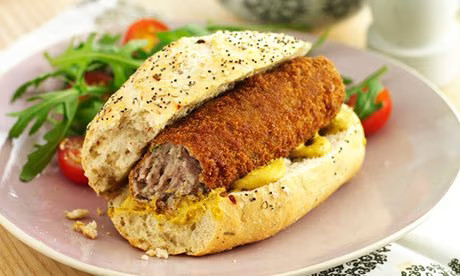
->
[141, 56, 344, 190]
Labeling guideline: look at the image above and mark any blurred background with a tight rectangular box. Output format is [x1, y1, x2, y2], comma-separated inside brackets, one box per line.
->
[0, 0, 369, 48]
[0, 0, 459, 88]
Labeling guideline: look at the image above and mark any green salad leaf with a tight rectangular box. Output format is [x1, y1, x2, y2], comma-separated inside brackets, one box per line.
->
[18, 90, 79, 181]
[307, 29, 330, 55]
[342, 75, 353, 85]
[9, 33, 146, 181]
[11, 71, 64, 102]
[345, 66, 388, 102]
[345, 66, 388, 120]
[353, 78, 384, 119]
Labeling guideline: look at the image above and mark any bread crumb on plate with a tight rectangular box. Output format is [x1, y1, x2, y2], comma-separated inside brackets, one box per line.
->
[141, 254, 149, 261]
[96, 208, 105, 216]
[65, 209, 89, 220]
[73, 220, 98, 239]
[146, 248, 169, 259]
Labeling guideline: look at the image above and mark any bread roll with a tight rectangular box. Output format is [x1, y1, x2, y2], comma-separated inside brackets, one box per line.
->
[82, 30, 366, 257]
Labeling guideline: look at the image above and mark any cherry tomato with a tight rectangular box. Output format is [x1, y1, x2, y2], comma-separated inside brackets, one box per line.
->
[361, 88, 392, 136]
[57, 136, 88, 185]
[84, 71, 112, 86]
[75, 71, 112, 102]
[123, 19, 169, 51]
[347, 88, 392, 136]
[346, 94, 358, 108]
[65, 71, 112, 88]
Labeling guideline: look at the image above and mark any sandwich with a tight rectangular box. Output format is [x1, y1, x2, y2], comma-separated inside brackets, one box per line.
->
[81, 30, 365, 257]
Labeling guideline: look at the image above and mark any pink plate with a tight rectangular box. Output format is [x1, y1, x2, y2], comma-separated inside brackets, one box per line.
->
[0, 34, 459, 275]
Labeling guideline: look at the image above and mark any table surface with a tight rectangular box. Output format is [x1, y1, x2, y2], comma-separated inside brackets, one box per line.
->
[0, 0, 459, 275]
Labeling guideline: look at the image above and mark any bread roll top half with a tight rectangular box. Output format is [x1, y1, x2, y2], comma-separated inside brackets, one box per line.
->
[82, 31, 311, 197]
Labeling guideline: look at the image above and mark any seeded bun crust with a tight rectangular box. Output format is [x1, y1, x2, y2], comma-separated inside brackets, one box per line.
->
[82, 31, 311, 197]
[108, 105, 365, 256]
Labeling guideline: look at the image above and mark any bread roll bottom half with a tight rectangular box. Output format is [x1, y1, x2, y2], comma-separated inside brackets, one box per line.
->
[108, 104, 365, 257]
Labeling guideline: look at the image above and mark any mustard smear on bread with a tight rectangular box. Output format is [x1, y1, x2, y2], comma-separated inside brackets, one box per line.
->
[233, 158, 287, 191]
[289, 133, 331, 159]
[112, 189, 224, 225]
[320, 107, 353, 135]
[289, 107, 353, 160]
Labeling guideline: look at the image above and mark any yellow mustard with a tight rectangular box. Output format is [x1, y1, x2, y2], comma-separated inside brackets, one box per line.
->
[111, 188, 225, 225]
[232, 158, 286, 191]
[320, 107, 352, 135]
[290, 133, 331, 159]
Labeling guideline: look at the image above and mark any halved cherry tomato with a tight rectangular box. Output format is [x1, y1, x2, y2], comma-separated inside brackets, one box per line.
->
[65, 71, 112, 88]
[57, 136, 88, 185]
[123, 19, 169, 51]
[75, 71, 112, 102]
[347, 88, 392, 136]
[361, 88, 392, 136]
[84, 71, 112, 86]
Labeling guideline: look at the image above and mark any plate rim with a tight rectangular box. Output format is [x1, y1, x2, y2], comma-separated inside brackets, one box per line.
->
[0, 33, 459, 276]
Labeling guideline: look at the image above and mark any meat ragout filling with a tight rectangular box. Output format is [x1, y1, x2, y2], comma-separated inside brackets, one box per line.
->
[130, 143, 207, 210]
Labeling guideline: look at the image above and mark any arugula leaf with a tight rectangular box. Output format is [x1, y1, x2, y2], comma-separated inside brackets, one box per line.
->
[307, 29, 330, 55]
[346, 66, 388, 101]
[19, 91, 79, 181]
[342, 75, 353, 85]
[47, 34, 143, 73]
[354, 79, 384, 119]
[9, 33, 147, 181]
[98, 33, 122, 50]
[85, 85, 112, 97]
[345, 66, 388, 120]
[7, 89, 78, 138]
[49, 48, 143, 69]
[70, 98, 105, 135]
[108, 39, 147, 88]
[11, 71, 64, 102]
[28, 110, 49, 135]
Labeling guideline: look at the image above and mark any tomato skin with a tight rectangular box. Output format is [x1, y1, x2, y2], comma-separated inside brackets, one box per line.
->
[57, 137, 88, 185]
[347, 94, 357, 107]
[76, 71, 112, 102]
[123, 19, 169, 51]
[346, 88, 392, 136]
[361, 88, 392, 136]
[65, 71, 112, 88]
[84, 71, 112, 86]
[66, 71, 112, 103]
